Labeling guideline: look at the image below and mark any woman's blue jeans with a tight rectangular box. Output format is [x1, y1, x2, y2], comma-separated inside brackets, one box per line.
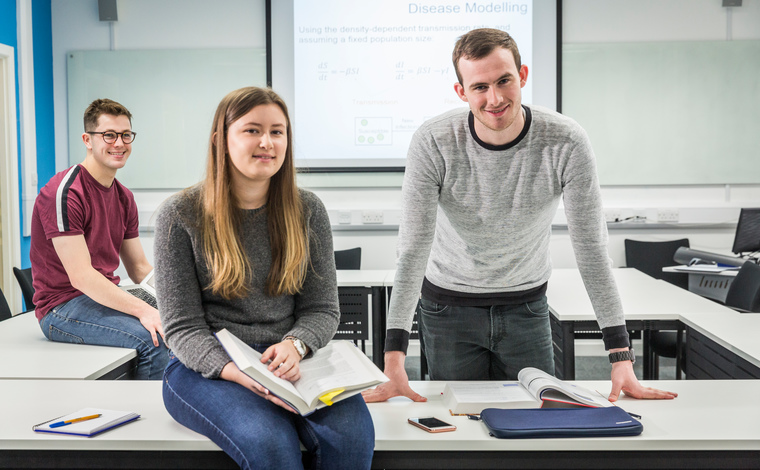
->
[162, 350, 375, 470]
[418, 295, 555, 380]
[39, 294, 169, 380]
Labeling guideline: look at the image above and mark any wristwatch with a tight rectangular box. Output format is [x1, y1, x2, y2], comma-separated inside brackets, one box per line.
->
[608, 348, 636, 364]
[285, 337, 308, 360]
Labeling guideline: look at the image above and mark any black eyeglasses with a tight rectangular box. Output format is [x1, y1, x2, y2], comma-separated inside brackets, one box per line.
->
[88, 131, 137, 144]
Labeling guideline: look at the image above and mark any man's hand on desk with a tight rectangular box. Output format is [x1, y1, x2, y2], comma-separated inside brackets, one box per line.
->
[608, 360, 678, 401]
[362, 351, 427, 403]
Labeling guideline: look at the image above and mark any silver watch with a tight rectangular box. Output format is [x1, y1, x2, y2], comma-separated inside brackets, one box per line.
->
[286, 337, 307, 359]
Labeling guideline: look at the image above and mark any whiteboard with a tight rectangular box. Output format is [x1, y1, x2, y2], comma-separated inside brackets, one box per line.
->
[67, 49, 267, 189]
[563, 40, 760, 185]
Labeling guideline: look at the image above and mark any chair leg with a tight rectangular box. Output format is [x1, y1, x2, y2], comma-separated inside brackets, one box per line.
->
[652, 354, 660, 380]
[675, 330, 683, 380]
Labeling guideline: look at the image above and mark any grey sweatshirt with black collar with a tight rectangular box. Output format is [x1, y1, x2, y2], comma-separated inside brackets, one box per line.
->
[385, 105, 629, 354]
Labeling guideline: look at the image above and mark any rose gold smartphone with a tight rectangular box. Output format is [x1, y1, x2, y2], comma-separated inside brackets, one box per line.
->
[407, 417, 457, 433]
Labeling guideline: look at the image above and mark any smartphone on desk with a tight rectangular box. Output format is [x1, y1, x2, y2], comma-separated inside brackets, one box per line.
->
[408, 417, 457, 433]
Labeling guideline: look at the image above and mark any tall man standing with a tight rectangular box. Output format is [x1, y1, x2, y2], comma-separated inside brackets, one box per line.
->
[364, 29, 676, 403]
[31, 98, 168, 379]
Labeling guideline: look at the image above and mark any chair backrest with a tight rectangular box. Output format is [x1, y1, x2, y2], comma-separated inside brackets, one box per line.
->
[334, 247, 362, 270]
[725, 261, 760, 313]
[624, 238, 690, 289]
[13, 267, 35, 311]
[0, 287, 12, 321]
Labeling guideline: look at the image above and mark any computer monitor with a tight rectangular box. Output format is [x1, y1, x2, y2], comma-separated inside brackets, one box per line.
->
[732, 208, 760, 255]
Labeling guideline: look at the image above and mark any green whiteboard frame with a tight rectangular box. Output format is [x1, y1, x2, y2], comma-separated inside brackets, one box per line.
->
[67, 49, 267, 189]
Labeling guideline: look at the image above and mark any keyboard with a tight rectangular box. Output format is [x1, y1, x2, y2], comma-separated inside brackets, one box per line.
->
[127, 287, 158, 309]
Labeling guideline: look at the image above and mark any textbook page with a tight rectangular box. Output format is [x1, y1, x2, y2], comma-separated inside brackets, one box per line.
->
[293, 340, 389, 408]
[216, 329, 388, 414]
[518, 367, 612, 407]
[442, 382, 539, 414]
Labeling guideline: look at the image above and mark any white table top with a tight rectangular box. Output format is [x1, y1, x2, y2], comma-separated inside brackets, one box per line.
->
[2, 379, 758, 452]
[336, 269, 395, 287]
[373, 380, 760, 451]
[0, 313, 137, 380]
[547, 268, 733, 321]
[547, 268, 760, 368]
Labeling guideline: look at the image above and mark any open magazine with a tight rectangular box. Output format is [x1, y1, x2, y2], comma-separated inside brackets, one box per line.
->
[215, 329, 388, 415]
[443, 367, 612, 415]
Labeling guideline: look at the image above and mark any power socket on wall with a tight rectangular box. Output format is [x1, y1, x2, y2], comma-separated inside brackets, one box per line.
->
[362, 210, 384, 224]
[604, 209, 622, 222]
[657, 208, 680, 223]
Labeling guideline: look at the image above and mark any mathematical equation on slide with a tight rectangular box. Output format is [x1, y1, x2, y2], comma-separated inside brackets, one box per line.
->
[315, 62, 451, 81]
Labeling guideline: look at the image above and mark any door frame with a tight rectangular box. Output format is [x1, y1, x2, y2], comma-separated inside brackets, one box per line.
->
[0, 43, 22, 313]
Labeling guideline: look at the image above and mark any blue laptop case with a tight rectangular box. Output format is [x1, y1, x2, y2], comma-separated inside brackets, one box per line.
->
[480, 406, 643, 439]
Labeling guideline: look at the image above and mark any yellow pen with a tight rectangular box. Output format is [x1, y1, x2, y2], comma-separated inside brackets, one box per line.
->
[49, 414, 101, 428]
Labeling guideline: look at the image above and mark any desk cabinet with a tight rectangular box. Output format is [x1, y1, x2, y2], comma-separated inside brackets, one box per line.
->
[686, 327, 760, 379]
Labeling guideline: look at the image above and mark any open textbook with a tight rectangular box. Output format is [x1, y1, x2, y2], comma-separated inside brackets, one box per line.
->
[443, 367, 613, 415]
[215, 329, 388, 416]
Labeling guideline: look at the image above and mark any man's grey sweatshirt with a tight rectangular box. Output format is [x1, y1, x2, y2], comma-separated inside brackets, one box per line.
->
[385, 105, 629, 353]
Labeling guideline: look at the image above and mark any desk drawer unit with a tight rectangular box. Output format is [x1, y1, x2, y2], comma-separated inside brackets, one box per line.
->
[686, 327, 760, 379]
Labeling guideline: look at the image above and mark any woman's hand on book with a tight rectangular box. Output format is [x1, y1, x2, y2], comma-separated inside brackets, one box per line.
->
[220, 361, 298, 413]
[261, 341, 302, 381]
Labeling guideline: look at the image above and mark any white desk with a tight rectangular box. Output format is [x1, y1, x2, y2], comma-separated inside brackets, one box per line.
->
[335, 269, 394, 288]
[1, 379, 758, 469]
[663, 265, 738, 302]
[0, 312, 137, 380]
[548, 268, 733, 321]
[548, 268, 760, 380]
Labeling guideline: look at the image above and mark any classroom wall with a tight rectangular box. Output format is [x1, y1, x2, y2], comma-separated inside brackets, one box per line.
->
[43, 0, 760, 275]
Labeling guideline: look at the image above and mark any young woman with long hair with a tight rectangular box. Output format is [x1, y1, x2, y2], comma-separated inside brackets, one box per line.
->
[154, 87, 374, 470]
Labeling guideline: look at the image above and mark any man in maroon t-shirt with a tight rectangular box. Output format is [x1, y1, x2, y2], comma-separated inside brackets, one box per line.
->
[30, 99, 168, 380]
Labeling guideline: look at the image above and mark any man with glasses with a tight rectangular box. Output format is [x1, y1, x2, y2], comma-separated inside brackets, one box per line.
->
[30, 98, 168, 379]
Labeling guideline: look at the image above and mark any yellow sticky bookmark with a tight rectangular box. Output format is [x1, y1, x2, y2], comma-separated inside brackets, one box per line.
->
[318, 389, 344, 406]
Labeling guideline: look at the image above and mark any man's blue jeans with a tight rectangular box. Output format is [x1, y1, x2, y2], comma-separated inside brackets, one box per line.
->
[40, 294, 169, 380]
[418, 295, 555, 380]
[162, 350, 375, 470]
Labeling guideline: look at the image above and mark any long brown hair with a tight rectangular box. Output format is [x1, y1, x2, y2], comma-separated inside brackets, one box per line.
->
[200, 87, 307, 299]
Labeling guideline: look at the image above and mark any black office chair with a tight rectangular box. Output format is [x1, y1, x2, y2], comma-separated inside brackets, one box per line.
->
[0, 287, 12, 321]
[13, 267, 35, 312]
[624, 238, 691, 380]
[724, 261, 760, 313]
[624, 238, 690, 289]
[333, 248, 368, 352]
[334, 247, 362, 270]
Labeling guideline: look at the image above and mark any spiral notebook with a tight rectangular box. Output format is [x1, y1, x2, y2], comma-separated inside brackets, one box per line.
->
[32, 407, 140, 437]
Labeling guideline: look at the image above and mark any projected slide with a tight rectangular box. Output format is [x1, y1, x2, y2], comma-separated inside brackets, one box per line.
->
[291, 0, 533, 164]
